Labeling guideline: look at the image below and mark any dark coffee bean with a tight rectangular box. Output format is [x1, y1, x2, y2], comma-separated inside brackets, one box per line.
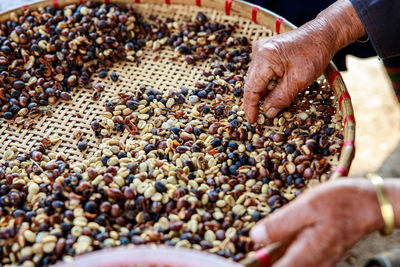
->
[303, 168, 314, 179]
[208, 191, 218, 203]
[13, 80, 25, 89]
[171, 127, 181, 135]
[101, 156, 109, 166]
[155, 181, 166, 193]
[193, 128, 201, 135]
[198, 90, 207, 98]
[52, 200, 64, 210]
[176, 146, 188, 153]
[124, 188, 135, 199]
[110, 72, 119, 81]
[229, 164, 238, 175]
[286, 175, 293, 185]
[202, 105, 210, 114]
[77, 142, 88, 152]
[13, 209, 25, 218]
[84, 201, 97, 214]
[127, 100, 138, 110]
[61, 222, 72, 232]
[60, 92, 71, 101]
[325, 127, 334, 136]
[196, 12, 207, 23]
[285, 144, 295, 154]
[295, 178, 304, 185]
[98, 70, 107, 78]
[91, 120, 100, 131]
[227, 152, 238, 160]
[180, 87, 188, 96]
[1, 45, 11, 55]
[252, 211, 262, 222]
[216, 229, 225, 240]
[98, 20, 107, 29]
[117, 151, 127, 158]
[3, 112, 13, 120]
[144, 144, 156, 153]
[211, 138, 222, 147]
[227, 142, 238, 150]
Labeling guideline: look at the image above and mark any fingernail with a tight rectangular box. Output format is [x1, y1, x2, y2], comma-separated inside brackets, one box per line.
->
[250, 224, 269, 244]
[246, 113, 256, 124]
[265, 107, 279, 119]
[246, 115, 252, 123]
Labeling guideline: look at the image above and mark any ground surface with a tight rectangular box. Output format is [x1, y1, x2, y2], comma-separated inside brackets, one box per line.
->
[342, 56, 400, 178]
[1, 1, 399, 266]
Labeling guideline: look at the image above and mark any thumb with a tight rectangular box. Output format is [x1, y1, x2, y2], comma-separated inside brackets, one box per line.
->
[262, 77, 300, 119]
[250, 197, 314, 245]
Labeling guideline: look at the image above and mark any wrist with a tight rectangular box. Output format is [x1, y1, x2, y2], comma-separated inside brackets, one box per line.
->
[365, 176, 397, 235]
[356, 179, 385, 233]
[327, 179, 384, 234]
[314, 0, 366, 55]
[383, 179, 400, 229]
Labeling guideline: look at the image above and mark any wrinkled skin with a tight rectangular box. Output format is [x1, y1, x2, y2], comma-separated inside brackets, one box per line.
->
[243, 0, 366, 123]
[250, 179, 384, 267]
[244, 29, 333, 121]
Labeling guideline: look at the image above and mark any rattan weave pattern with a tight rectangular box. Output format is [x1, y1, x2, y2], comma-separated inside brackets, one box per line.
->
[0, 2, 345, 174]
[0, 3, 273, 161]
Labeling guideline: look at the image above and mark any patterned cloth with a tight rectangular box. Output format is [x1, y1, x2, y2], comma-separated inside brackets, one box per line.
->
[350, 0, 400, 60]
[384, 57, 400, 102]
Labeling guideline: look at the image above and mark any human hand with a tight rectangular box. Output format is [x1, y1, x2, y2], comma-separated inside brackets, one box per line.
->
[250, 179, 383, 267]
[244, 28, 334, 123]
[243, 0, 366, 123]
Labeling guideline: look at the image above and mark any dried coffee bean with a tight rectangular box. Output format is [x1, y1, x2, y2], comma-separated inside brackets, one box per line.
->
[110, 72, 119, 82]
[98, 70, 108, 78]
[77, 142, 88, 152]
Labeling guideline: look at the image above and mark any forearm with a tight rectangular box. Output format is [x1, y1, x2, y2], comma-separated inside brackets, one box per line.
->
[364, 178, 400, 232]
[384, 179, 400, 229]
[316, 0, 366, 50]
[294, 0, 366, 59]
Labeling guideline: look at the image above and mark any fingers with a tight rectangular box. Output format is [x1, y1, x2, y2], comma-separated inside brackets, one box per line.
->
[250, 197, 314, 245]
[262, 77, 299, 119]
[244, 59, 274, 124]
[243, 90, 262, 124]
[274, 226, 341, 267]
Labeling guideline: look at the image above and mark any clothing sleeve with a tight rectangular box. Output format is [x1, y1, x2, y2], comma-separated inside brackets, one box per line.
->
[349, 0, 400, 59]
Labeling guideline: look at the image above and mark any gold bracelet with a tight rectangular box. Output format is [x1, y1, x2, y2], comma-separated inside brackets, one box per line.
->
[366, 173, 395, 236]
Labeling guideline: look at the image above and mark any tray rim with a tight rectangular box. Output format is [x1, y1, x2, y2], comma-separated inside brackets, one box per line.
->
[0, 0, 355, 179]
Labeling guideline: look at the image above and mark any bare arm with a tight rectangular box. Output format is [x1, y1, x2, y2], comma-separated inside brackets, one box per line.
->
[244, 0, 366, 122]
[384, 179, 400, 228]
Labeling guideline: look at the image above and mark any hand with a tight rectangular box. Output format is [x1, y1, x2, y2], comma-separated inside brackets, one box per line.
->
[244, 28, 334, 123]
[250, 179, 383, 267]
[243, 0, 366, 123]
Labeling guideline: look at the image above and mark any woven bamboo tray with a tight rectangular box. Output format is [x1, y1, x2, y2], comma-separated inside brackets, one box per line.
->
[0, 0, 355, 178]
